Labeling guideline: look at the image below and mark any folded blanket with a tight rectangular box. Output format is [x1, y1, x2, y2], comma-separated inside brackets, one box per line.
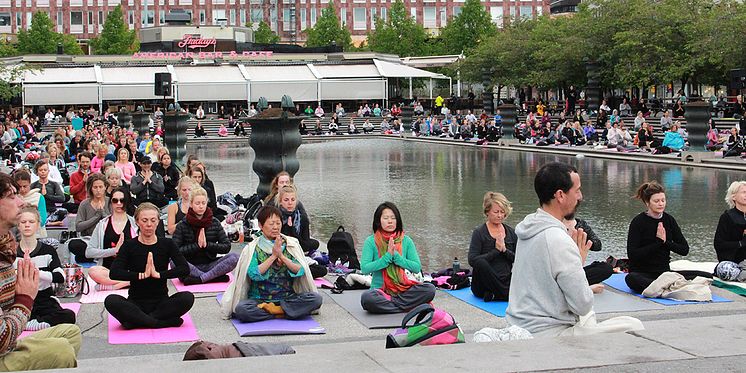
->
[642, 272, 712, 301]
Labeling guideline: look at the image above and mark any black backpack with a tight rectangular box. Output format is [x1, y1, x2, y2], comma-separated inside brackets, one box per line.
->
[327, 226, 360, 270]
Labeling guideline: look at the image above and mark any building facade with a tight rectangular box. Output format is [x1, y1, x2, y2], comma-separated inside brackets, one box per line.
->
[0, 0, 548, 45]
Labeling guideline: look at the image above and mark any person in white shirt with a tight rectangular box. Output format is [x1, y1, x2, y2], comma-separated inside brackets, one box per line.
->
[314, 105, 325, 118]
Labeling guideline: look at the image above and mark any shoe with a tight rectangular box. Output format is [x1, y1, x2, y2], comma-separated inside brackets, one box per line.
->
[25, 319, 51, 331]
[207, 275, 230, 283]
[181, 276, 203, 285]
[95, 284, 116, 292]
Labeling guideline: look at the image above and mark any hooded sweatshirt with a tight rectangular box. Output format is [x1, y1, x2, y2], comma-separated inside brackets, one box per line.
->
[506, 208, 593, 335]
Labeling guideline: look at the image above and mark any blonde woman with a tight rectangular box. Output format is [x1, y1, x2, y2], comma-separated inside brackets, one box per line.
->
[714, 181, 746, 281]
[172, 187, 237, 285]
[468, 192, 517, 301]
[167, 177, 194, 235]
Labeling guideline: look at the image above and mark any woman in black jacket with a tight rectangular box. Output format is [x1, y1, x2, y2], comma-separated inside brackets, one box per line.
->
[276, 185, 327, 278]
[172, 187, 238, 285]
[714, 181, 746, 281]
[468, 192, 517, 301]
[153, 151, 181, 202]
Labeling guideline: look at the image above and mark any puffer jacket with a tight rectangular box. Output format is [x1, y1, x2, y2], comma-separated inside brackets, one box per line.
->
[172, 216, 231, 265]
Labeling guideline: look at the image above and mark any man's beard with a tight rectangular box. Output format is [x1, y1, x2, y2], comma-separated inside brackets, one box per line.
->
[564, 200, 581, 221]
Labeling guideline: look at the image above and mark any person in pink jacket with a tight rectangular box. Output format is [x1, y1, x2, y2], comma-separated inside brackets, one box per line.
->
[114, 148, 136, 184]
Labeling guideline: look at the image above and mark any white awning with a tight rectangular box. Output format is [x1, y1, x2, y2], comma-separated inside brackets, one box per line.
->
[320, 79, 385, 100]
[312, 64, 381, 79]
[100, 66, 170, 100]
[242, 65, 317, 81]
[373, 59, 447, 79]
[23, 67, 98, 83]
[23, 84, 99, 105]
[173, 65, 248, 101]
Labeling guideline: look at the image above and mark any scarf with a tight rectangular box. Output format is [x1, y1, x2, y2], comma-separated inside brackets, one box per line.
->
[374, 230, 419, 295]
[186, 207, 213, 237]
[256, 235, 297, 268]
[280, 207, 302, 237]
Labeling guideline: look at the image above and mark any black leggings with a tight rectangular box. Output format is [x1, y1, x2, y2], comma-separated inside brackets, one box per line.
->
[584, 261, 614, 285]
[67, 239, 93, 263]
[105, 292, 194, 330]
[625, 270, 713, 294]
[32, 295, 76, 326]
[470, 257, 510, 301]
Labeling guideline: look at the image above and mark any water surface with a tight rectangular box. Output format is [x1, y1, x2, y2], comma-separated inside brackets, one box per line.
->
[192, 139, 741, 271]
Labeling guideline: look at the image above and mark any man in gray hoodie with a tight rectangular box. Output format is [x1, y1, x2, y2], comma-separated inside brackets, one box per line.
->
[506, 162, 643, 337]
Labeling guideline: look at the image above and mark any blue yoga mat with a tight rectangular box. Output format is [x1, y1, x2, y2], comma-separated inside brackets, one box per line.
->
[444, 287, 508, 317]
[603, 273, 732, 305]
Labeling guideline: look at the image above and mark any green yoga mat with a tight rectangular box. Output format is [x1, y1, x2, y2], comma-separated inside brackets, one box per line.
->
[713, 279, 746, 296]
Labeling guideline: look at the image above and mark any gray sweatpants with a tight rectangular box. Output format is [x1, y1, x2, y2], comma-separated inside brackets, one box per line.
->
[233, 292, 322, 323]
[187, 253, 239, 282]
[360, 283, 436, 314]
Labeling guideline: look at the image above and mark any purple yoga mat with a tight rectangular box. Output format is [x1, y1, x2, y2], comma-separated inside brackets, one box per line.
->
[107, 313, 199, 344]
[314, 278, 333, 288]
[171, 273, 234, 293]
[216, 293, 325, 336]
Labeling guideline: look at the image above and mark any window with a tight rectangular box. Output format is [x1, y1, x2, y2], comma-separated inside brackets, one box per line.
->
[380, 7, 386, 20]
[352, 7, 365, 30]
[310, 7, 316, 26]
[370, 7, 375, 28]
[0, 13, 9, 26]
[15, 12, 20, 30]
[536, 6, 542, 16]
[509, 6, 515, 19]
[439, 8, 445, 25]
[141, 9, 154, 25]
[230, 9, 236, 25]
[98, 10, 103, 24]
[159, 10, 164, 24]
[300, 8, 306, 29]
[25, 12, 30, 29]
[57, 11, 63, 26]
[70, 11, 83, 25]
[270, 8, 277, 31]
[520, 5, 531, 19]
[340, 7, 346, 25]
[199, 9, 205, 24]
[214, 9, 226, 24]
[410, 7, 415, 21]
[452, 6, 461, 17]
[127, 10, 134, 26]
[240, 8, 247, 25]
[251, 8, 262, 23]
[423, 6, 435, 28]
[88, 11, 93, 25]
[490, 6, 502, 26]
[282, 8, 290, 30]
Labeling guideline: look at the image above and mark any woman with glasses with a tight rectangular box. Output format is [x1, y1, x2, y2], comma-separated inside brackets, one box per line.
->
[86, 187, 138, 290]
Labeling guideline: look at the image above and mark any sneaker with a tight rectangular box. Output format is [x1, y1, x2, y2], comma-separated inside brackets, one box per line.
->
[25, 319, 51, 331]
[95, 284, 116, 292]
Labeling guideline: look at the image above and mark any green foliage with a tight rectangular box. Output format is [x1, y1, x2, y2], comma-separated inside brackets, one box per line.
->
[438, 0, 496, 56]
[17, 12, 83, 55]
[253, 21, 280, 44]
[462, 0, 746, 92]
[0, 40, 17, 57]
[90, 5, 139, 54]
[367, 0, 430, 57]
[305, 2, 352, 50]
[0, 65, 27, 101]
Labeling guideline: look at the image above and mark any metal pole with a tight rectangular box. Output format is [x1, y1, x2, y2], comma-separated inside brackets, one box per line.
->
[449, 77, 452, 97]
[429, 78, 433, 100]
[409, 77, 413, 100]
[457, 70, 461, 97]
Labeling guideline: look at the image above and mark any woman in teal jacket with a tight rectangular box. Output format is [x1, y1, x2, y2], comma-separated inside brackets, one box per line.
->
[360, 202, 435, 314]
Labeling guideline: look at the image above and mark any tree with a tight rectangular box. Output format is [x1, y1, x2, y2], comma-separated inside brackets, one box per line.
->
[252, 21, 280, 44]
[0, 65, 26, 101]
[17, 12, 83, 55]
[367, 0, 430, 57]
[0, 40, 17, 57]
[305, 2, 352, 50]
[90, 5, 139, 54]
[438, 0, 496, 56]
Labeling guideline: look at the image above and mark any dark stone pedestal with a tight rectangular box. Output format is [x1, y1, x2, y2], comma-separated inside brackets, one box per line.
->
[497, 104, 518, 139]
[117, 109, 132, 129]
[131, 112, 150, 135]
[684, 101, 711, 151]
[249, 110, 303, 198]
[163, 111, 190, 163]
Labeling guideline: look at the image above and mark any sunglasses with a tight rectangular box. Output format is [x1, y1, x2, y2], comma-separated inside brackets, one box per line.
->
[111, 198, 124, 204]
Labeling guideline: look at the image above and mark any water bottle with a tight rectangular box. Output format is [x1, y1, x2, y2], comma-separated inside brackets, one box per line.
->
[452, 257, 461, 273]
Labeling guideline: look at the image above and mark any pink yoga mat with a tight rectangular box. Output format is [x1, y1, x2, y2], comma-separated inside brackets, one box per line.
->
[79, 276, 128, 304]
[20, 303, 81, 338]
[314, 278, 333, 288]
[107, 313, 199, 345]
[171, 273, 234, 293]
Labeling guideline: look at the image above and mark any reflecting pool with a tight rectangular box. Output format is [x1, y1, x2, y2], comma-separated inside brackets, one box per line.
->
[192, 139, 742, 271]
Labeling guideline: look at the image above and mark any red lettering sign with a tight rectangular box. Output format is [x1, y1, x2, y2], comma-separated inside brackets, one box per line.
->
[177, 34, 218, 49]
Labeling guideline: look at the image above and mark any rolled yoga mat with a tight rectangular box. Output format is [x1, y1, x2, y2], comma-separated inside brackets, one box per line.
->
[322, 289, 407, 329]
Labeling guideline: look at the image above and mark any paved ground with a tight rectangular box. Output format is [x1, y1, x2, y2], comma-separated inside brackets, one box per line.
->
[40, 242, 746, 372]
